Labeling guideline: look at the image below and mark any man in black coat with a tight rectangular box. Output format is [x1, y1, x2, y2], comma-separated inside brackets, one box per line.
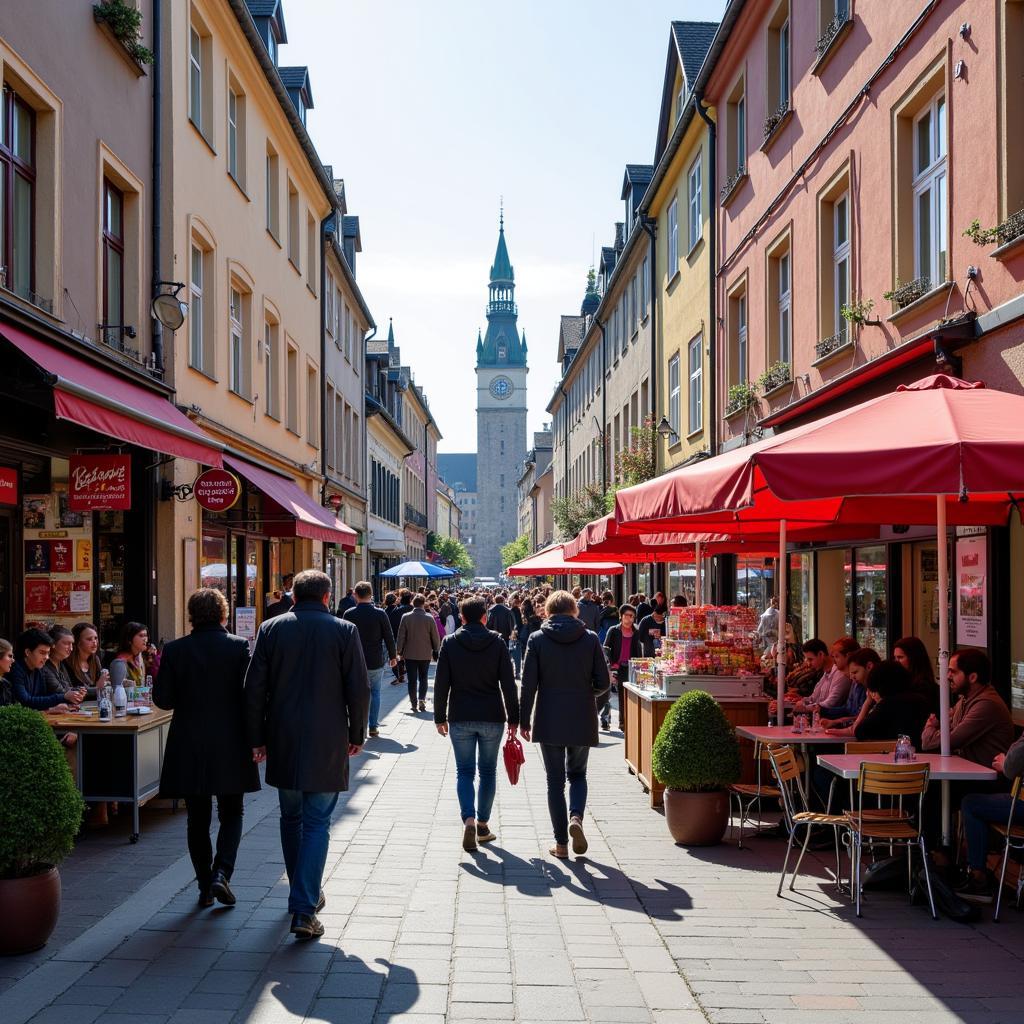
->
[335, 589, 357, 616]
[576, 589, 602, 632]
[343, 581, 397, 737]
[386, 590, 413, 685]
[485, 593, 515, 644]
[155, 588, 260, 908]
[244, 570, 369, 940]
[520, 591, 610, 861]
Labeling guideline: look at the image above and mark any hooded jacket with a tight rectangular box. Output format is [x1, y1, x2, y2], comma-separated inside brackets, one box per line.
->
[433, 622, 519, 726]
[519, 615, 610, 747]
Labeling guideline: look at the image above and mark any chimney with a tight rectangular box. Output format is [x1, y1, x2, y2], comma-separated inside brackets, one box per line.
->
[614, 222, 625, 252]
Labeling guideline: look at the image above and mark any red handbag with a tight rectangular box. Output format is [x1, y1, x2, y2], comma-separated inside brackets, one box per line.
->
[503, 726, 526, 785]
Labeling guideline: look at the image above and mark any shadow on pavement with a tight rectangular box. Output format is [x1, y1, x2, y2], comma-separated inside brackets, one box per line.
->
[361, 737, 418, 756]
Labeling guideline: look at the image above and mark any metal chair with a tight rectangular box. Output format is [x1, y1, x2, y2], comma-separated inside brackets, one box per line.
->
[993, 775, 1024, 922]
[767, 744, 847, 896]
[844, 761, 936, 919]
[729, 742, 782, 848]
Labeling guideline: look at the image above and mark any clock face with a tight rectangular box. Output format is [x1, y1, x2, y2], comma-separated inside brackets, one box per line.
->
[489, 375, 514, 400]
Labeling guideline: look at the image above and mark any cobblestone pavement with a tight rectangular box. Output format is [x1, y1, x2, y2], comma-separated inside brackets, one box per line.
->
[4, 670, 1024, 1024]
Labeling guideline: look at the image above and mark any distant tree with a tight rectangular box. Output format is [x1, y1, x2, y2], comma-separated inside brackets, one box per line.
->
[501, 533, 531, 570]
[551, 483, 610, 541]
[427, 532, 474, 579]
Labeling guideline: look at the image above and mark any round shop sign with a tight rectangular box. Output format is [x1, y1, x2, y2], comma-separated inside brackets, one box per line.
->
[193, 468, 241, 512]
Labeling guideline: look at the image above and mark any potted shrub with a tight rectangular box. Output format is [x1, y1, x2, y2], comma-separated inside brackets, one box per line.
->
[0, 706, 84, 955]
[651, 690, 742, 846]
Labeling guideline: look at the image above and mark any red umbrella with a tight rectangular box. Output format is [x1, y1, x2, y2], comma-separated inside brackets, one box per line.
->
[614, 375, 1024, 759]
[506, 544, 624, 577]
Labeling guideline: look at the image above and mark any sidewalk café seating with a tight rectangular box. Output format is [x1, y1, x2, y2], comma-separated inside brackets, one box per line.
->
[845, 760, 936, 919]
[836, 742, 910, 820]
[729, 743, 781, 848]
[767, 744, 847, 896]
[994, 775, 1024, 923]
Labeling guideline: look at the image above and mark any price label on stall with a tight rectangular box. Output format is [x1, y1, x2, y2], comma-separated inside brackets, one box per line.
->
[193, 469, 241, 512]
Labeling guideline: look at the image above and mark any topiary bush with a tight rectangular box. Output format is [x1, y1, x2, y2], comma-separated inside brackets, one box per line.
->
[0, 706, 85, 878]
[651, 690, 742, 792]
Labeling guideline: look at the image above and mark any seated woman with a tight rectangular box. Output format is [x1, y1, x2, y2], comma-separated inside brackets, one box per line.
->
[892, 635, 939, 713]
[41, 626, 87, 750]
[0, 638, 14, 706]
[109, 621, 149, 692]
[68, 622, 102, 698]
[853, 659, 929, 748]
[822, 648, 881, 734]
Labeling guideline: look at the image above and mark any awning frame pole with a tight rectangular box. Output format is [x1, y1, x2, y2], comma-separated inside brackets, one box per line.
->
[937, 494, 951, 842]
[777, 519, 787, 727]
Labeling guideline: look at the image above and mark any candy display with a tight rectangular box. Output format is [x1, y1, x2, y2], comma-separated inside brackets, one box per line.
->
[660, 605, 760, 677]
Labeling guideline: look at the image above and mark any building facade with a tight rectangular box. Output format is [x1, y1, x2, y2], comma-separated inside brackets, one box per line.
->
[437, 452, 477, 553]
[517, 429, 553, 552]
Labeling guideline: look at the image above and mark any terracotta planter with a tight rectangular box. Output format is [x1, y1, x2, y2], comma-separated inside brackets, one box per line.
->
[0, 867, 61, 955]
[663, 788, 729, 846]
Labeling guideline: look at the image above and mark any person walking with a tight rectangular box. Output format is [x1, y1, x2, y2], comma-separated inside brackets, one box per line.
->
[519, 590, 610, 860]
[602, 604, 642, 732]
[576, 588, 602, 632]
[509, 594, 524, 680]
[434, 596, 520, 852]
[485, 592, 515, 645]
[343, 581, 397, 737]
[335, 588, 357, 616]
[244, 570, 369, 940]
[386, 590, 413, 686]
[396, 594, 440, 713]
[155, 589, 260, 907]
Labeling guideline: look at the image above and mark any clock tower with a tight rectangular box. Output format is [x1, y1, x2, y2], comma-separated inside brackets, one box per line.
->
[473, 211, 528, 578]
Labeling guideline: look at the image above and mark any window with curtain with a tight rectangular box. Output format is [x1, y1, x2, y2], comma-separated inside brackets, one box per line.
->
[1, 85, 35, 300]
[687, 154, 702, 251]
[667, 197, 679, 276]
[913, 91, 947, 287]
[688, 335, 703, 434]
[101, 180, 124, 343]
[668, 353, 680, 437]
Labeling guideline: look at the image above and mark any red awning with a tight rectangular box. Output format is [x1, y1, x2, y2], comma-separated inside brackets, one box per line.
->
[1, 324, 224, 467]
[225, 456, 356, 549]
[506, 544, 624, 576]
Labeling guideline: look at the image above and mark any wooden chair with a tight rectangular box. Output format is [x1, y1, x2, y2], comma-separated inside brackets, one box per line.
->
[844, 761, 936, 919]
[836, 742, 909, 823]
[728, 742, 781, 848]
[993, 775, 1024, 923]
[767, 745, 847, 896]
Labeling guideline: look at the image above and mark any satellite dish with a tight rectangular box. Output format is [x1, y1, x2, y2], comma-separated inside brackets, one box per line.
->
[151, 291, 187, 331]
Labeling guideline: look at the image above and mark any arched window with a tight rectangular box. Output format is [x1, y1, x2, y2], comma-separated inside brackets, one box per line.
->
[497, 340, 507, 362]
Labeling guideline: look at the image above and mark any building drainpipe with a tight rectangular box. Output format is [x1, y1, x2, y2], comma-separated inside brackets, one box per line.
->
[150, 0, 164, 377]
[595, 317, 608, 495]
[639, 216, 658, 594]
[695, 94, 717, 458]
[559, 384, 570, 502]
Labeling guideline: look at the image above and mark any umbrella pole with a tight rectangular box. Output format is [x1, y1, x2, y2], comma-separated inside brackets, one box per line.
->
[777, 519, 787, 727]
[695, 541, 702, 604]
[937, 494, 951, 843]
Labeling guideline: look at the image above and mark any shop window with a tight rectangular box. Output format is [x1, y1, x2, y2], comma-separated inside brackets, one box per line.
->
[847, 544, 888, 653]
[287, 177, 300, 270]
[766, 231, 792, 371]
[687, 334, 703, 435]
[265, 142, 279, 238]
[817, 167, 852, 347]
[285, 341, 299, 433]
[789, 552, 815, 643]
[892, 63, 947, 296]
[668, 352, 681, 439]
[727, 279, 748, 388]
[227, 78, 246, 189]
[667, 196, 679, 279]
[306, 362, 318, 445]
[687, 153, 702, 252]
[188, 9, 213, 143]
[189, 234, 215, 376]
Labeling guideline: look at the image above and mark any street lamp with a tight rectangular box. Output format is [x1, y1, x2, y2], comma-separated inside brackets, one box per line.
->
[656, 416, 678, 445]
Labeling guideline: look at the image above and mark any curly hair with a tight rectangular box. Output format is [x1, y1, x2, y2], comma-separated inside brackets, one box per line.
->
[187, 588, 229, 628]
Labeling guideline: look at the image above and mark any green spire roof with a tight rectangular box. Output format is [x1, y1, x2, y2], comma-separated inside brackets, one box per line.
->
[489, 211, 514, 283]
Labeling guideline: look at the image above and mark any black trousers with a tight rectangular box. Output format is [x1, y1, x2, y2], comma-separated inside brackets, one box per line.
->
[185, 794, 245, 890]
[406, 659, 430, 704]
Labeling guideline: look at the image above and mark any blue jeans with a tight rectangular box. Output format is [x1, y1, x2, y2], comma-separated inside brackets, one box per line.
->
[449, 721, 503, 823]
[367, 664, 387, 729]
[961, 791, 1024, 870]
[278, 789, 338, 915]
[510, 641, 522, 678]
[540, 744, 590, 845]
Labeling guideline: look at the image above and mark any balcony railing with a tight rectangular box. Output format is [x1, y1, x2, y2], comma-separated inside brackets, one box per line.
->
[404, 503, 427, 529]
[815, 9, 850, 58]
[815, 327, 850, 360]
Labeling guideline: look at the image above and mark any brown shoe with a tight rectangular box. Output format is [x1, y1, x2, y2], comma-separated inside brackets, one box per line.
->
[477, 823, 497, 843]
[569, 817, 589, 856]
[369, 728, 379, 737]
[463, 820, 478, 852]
[549, 844, 569, 860]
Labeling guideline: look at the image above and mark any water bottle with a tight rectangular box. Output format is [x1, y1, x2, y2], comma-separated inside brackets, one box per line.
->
[98, 670, 112, 722]
[114, 679, 127, 718]
[811, 709, 821, 734]
[895, 734, 910, 763]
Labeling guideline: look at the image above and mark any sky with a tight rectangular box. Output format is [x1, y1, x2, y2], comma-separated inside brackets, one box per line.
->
[285, 0, 727, 453]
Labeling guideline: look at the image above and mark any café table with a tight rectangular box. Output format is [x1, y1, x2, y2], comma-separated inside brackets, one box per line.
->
[47, 703, 173, 843]
[735, 723, 842, 794]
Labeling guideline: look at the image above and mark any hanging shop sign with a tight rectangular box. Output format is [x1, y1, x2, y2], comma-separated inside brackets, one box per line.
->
[0, 466, 17, 505]
[193, 468, 242, 512]
[68, 455, 132, 511]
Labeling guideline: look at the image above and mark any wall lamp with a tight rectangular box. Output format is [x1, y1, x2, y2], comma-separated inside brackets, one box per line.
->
[656, 416, 679, 445]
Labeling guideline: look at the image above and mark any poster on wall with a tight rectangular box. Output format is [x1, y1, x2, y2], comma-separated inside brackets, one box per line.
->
[25, 580, 53, 614]
[956, 535, 988, 647]
[25, 540, 50, 574]
[235, 607, 257, 653]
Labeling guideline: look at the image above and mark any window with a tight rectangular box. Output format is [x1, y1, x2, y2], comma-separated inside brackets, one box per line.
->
[688, 335, 703, 435]
[189, 240, 214, 375]
[0, 85, 35, 300]
[286, 342, 299, 433]
[306, 211, 316, 291]
[832, 192, 850, 335]
[913, 92, 947, 287]
[306, 364, 318, 444]
[766, 3, 791, 117]
[766, 232, 792, 372]
[325, 384, 337, 470]
[725, 76, 746, 185]
[727, 283, 748, 387]
[325, 277, 334, 337]
[667, 197, 679, 279]
[265, 143, 279, 237]
[227, 84, 246, 187]
[188, 12, 212, 139]
[263, 315, 279, 418]
[228, 285, 246, 396]
[1005, 1, 1024, 224]
[629, 274, 638, 336]
[687, 155, 702, 251]
[620, 301, 627, 356]
[668, 353, 681, 438]
[640, 254, 649, 315]
[101, 180, 123, 341]
[287, 178, 299, 268]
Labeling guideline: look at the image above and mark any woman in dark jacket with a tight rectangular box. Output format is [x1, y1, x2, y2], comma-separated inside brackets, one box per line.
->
[520, 591, 610, 860]
[602, 604, 642, 733]
[154, 588, 260, 908]
[434, 596, 520, 851]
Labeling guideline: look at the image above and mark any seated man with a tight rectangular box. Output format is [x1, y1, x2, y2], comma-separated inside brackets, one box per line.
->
[957, 733, 1024, 902]
[794, 638, 851, 713]
[10, 627, 74, 713]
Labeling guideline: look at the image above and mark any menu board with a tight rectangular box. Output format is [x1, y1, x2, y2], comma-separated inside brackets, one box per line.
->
[23, 486, 93, 629]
